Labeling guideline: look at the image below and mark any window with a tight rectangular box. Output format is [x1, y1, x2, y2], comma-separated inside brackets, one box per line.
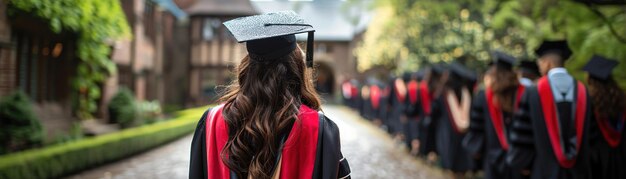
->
[202, 18, 222, 41]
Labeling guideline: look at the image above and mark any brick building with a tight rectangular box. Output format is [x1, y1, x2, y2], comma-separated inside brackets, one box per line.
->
[0, 2, 84, 138]
[102, 0, 188, 119]
[0, 0, 187, 137]
[181, 0, 257, 106]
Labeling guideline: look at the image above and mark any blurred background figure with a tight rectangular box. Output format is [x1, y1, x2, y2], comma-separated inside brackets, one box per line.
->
[464, 51, 526, 179]
[413, 65, 446, 164]
[341, 79, 355, 107]
[517, 60, 540, 87]
[433, 62, 476, 178]
[386, 73, 409, 144]
[583, 55, 626, 179]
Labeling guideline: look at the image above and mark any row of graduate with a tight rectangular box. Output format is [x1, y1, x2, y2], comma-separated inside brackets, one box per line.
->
[341, 40, 625, 179]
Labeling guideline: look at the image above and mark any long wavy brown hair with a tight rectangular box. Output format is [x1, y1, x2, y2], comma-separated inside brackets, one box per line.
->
[486, 65, 519, 113]
[218, 45, 321, 178]
[426, 68, 444, 97]
[588, 76, 626, 118]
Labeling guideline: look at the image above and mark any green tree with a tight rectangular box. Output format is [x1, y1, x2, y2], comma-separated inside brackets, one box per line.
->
[352, 0, 526, 73]
[492, 0, 626, 88]
[352, 0, 626, 88]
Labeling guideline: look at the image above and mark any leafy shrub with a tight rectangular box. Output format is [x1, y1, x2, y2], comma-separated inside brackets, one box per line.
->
[108, 88, 137, 128]
[162, 104, 182, 115]
[51, 122, 84, 145]
[0, 91, 44, 155]
[137, 100, 162, 124]
[0, 105, 210, 179]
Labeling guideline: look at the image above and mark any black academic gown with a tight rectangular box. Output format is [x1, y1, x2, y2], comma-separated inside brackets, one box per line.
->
[352, 87, 361, 111]
[368, 84, 387, 123]
[360, 86, 372, 120]
[189, 108, 351, 179]
[464, 89, 525, 179]
[432, 95, 473, 172]
[506, 78, 591, 179]
[386, 79, 409, 137]
[405, 83, 434, 157]
[342, 81, 352, 107]
[349, 83, 360, 110]
[589, 111, 626, 179]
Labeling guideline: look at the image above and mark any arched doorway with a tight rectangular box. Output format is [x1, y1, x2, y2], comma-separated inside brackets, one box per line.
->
[314, 62, 335, 96]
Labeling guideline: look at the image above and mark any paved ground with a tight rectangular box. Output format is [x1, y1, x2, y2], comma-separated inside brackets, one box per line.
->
[67, 105, 446, 179]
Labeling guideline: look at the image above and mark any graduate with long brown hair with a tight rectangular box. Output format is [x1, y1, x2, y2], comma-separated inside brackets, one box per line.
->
[189, 11, 350, 179]
[432, 62, 475, 177]
[406, 66, 443, 160]
[583, 55, 626, 179]
[464, 51, 526, 179]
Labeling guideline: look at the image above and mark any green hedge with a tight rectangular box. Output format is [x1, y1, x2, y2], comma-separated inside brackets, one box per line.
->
[0, 106, 210, 179]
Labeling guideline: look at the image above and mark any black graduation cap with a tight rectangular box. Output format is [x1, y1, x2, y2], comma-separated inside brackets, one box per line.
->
[431, 63, 446, 74]
[491, 51, 516, 70]
[582, 55, 619, 81]
[415, 70, 426, 81]
[518, 60, 540, 76]
[449, 62, 477, 82]
[402, 72, 412, 82]
[534, 40, 573, 60]
[223, 11, 316, 67]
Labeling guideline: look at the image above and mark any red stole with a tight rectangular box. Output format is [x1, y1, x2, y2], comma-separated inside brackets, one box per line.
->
[485, 85, 526, 151]
[205, 105, 320, 179]
[419, 82, 432, 115]
[537, 77, 587, 168]
[350, 85, 358, 98]
[594, 111, 625, 148]
[370, 85, 382, 109]
[407, 80, 419, 105]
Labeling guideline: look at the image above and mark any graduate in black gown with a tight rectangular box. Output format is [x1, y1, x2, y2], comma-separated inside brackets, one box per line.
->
[517, 60, 540, 87]
[406, 67, 439, 159]
[359, 84, 372, 120]
[463, 51, 526, 179]
[507, 40, 591, 179]
[368, 79, 388, 127]
[341, 79, 360, 110]
[348, 79, 360, 109]
[386, 73, 410, 145]
[432, 62, 475, 176]
[189, 11, 350, 179]
[404, 71, 423, 154]
[583, 55, 626, 179]
[342, 80, 353, 107]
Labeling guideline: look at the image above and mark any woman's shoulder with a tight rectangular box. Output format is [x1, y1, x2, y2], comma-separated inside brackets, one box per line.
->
[316, 112, 343, 146]
[297, 105, 340, 136]
[193, 107, 213, 129]
[300, 105, 338, 125]
[194, 105, 224, 127]
[318, 112, 340, 133]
